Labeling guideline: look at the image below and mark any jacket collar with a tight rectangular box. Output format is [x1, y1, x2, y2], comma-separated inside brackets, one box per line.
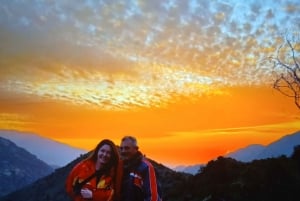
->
[123, 151, 143, 170]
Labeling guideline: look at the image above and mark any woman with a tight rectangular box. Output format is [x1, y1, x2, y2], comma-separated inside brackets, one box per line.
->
[66, 139, 122, 201]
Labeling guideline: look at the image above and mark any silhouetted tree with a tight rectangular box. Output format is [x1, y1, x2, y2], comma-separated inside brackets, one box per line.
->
[291, 144, 300, 166]
[268, 35, 300, 109]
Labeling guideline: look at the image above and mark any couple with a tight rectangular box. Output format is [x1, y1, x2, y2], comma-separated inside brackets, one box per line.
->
[65, 136, 162, 201]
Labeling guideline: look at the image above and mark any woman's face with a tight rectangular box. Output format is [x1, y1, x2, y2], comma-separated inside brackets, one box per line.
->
[97, 144, 112, 165]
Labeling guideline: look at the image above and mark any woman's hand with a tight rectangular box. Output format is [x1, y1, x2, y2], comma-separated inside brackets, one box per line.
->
[80, 188, 93, 199]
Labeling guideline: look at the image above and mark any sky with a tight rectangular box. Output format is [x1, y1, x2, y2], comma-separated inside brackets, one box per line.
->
[0, 0, 300, 167]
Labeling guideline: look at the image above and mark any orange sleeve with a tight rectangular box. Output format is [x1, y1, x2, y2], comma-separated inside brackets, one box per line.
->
[65, 164, 78, 199]
[65, 162, 86, 199]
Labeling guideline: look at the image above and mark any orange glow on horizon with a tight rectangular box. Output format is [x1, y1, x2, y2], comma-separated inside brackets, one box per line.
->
[1, 85, 299, 166]
[1, 0, 300, 167]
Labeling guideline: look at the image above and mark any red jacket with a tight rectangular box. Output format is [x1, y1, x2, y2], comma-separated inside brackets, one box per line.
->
[66, 159, 119, 201]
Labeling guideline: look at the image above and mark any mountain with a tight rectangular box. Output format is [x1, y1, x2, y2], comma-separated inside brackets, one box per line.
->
[0, 137, 54, 197]
[175, 130, 300, 171]
[173, 164, 204, 175]
[226, 130, 300, 162]
[0, 130, 87, 167]
[257, 131, 300, 159]
[1, 153, 300, 201]
[0, 153, 190, 201]
[226, 144, 266, 162]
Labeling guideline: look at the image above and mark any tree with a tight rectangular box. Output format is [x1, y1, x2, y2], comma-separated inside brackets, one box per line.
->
[291, 144, 300, 165]
[268, 36, 300, 109]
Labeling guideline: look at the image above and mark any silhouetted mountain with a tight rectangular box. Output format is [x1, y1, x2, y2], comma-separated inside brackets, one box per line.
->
[0, 152, 189, 201]
[0, 137, 54, 197]
[2, 151, 300, 201]
[1, 131, 300, 201]
[190, 155, 300, 201]
[0, 153, 86, 201]
[226, 130, 300, 162]
[0, 130, 86, 167]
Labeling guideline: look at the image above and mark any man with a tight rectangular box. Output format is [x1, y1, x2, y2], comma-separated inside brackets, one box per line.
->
[120, 136, 162, 201]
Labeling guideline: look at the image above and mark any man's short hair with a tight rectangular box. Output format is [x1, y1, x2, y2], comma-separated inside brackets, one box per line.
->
[121, 136, 138, 147]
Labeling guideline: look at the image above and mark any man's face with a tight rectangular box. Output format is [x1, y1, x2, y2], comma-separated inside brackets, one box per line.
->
[120, 139, 138, 161]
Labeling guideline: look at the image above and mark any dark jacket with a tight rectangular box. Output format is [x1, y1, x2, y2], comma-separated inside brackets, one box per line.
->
[121, 151, 162, 201]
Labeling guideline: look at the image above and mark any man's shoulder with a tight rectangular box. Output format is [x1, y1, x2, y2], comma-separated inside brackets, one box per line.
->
[139, 158, 155, 169]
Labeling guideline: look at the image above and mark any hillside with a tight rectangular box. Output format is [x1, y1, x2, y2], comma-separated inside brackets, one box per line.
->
[0, 152, 190, 201]
[1, 131, 300, 201]
[1, 146, 300, 201]
[0, 137, 54, 197]
[190, 153, 300, 201]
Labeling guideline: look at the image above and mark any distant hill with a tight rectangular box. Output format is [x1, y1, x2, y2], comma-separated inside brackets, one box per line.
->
[226, 130, 300, 162]
[0, 137, 54, 197]
[0, 130, 87, 167]
[226, 144, 266, 162]
[175, 130, 300, 172]
[173, 164, 204, 175]
[257, 131, 300, 159]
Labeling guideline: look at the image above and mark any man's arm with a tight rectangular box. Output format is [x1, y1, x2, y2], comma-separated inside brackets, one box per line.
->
[142, 160, 161, 201]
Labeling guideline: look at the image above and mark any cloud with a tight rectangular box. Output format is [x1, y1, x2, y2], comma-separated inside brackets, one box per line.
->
[0, 0, 299, 110]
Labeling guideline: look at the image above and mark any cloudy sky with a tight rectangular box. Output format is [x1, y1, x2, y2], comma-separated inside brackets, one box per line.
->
[0, 0, 300, 166]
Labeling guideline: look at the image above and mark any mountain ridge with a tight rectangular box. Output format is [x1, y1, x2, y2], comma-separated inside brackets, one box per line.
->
[226, 130, 300, 162]
[0, 137, 54, 197]
[0, 151, 189, 201]
[0, 130, 87, 167]
[2, 129, 299, 174]
[1, 147, 299, 201]
[176, 130, 300, 174]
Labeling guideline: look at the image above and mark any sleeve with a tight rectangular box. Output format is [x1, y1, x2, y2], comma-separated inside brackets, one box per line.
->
[65, 163, 80, 199]
[142, 161, 161, 201]
[65, 161, 88, 199]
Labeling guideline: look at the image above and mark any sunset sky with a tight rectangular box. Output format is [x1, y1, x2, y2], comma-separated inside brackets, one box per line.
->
[0, 0, 300, 167]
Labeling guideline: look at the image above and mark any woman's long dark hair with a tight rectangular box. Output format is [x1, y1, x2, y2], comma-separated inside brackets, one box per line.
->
[87, 139, 119, 173]
[85, 139, 122, 201]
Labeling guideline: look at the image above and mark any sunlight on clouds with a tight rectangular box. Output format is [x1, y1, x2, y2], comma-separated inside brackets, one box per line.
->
[2, 63, 226, 110]
[0, 0, 299, 111]
[0, 0, 299, 166]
